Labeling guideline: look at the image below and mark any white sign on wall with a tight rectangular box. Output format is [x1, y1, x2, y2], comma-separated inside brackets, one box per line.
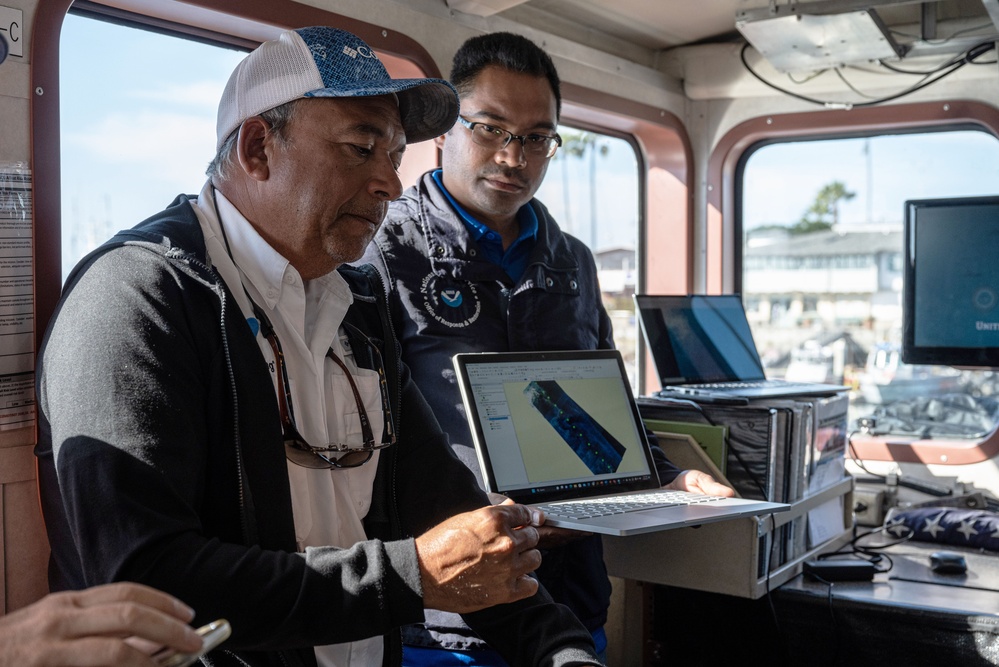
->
[0, 163, 34, 431]
[0, 6, 23, 58]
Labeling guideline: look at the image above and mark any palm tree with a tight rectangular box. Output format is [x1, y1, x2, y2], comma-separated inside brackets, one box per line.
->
[794, 180, 856, 234]
[555, 130, 609, 248]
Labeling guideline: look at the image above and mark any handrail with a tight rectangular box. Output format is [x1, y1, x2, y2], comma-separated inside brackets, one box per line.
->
[848, 426, 999, 465]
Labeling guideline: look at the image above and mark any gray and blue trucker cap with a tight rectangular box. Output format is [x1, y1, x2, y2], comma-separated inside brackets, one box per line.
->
[217, 26, 458, 150]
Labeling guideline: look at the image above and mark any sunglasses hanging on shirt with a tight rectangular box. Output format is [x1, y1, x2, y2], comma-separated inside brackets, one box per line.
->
[253, 304, 396, 470]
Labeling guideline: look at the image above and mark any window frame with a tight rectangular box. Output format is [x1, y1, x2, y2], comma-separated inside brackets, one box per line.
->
[707, 100, 999, 465]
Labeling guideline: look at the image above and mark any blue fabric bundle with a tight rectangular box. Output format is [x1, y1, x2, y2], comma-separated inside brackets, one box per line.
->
[885, 507, 999, 551]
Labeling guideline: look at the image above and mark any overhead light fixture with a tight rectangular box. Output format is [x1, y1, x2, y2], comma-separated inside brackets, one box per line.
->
[445, 0, 528, 17]
[736, 5, 904, 73]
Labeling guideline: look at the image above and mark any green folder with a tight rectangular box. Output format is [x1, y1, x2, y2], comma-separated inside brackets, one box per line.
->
[643, 419, 728, 475]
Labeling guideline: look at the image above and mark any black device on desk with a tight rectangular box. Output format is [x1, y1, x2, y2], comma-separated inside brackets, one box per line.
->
[804, 558, 877, 582]
[930, 550, 968, 575]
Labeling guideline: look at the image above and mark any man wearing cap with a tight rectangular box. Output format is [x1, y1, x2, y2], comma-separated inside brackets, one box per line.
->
[35, 27, 602, 667]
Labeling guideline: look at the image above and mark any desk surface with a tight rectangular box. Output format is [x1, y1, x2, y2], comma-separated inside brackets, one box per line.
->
[778, 538, 999, 620]
[767, 539, 999, 666]
[646, 538, 999, 666]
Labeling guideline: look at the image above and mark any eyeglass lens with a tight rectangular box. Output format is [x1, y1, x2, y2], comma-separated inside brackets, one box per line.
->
[284, 435, 373, 469]
[261, 319, 392, 470]
[468, 122, 560, 158]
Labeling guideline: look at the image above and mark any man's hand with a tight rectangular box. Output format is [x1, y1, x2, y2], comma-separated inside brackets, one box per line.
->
[665, 469, 736, 497]
[486, 493, 589, 548]
[0, 582, 203, 667]
[415, 499, 544, 613]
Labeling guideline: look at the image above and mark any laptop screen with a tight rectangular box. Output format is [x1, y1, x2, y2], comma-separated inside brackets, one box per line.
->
[635, 294, 768, 385]
[453, 350, 659, 504]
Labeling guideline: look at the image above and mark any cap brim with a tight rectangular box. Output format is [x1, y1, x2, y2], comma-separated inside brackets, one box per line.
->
[305, 78, 458, 144]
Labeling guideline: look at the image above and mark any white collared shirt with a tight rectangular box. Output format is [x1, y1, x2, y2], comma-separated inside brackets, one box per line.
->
[192, 182, 384, 666]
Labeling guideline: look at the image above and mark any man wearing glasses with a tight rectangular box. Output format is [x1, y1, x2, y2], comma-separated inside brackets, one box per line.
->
[35, 27, 602, 667]
[360, 32, 731, 665]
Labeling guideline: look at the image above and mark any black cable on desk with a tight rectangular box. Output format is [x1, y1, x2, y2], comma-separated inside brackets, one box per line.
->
[815, 576, 843, 667]
[815, 524, 914, 575]
[761, 511, 796, 667]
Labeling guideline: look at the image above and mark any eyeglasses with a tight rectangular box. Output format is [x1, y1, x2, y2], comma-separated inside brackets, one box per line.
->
[456, 116, 562, 159]
[259, 316, 396, 470]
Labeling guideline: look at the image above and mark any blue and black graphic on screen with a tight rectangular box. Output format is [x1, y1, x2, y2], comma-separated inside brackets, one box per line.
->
[523, 380, 625, 474]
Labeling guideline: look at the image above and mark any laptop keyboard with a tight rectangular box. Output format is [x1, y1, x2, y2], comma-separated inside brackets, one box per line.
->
[687, 379, 808, 390]
[538, 490, 726, 520]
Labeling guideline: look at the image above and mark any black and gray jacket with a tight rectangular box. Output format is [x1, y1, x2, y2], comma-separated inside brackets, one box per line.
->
[35, 194, 599, 667]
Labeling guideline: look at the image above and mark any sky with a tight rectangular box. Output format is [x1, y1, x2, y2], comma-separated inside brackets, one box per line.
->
[60, 16, 244, 271]
[59, 13, 999, 277]
[742, 131, 999, 229]
[536, 133, 639, 250]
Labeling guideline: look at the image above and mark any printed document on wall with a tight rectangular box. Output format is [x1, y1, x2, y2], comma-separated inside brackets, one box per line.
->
[0, 163, 35, 431]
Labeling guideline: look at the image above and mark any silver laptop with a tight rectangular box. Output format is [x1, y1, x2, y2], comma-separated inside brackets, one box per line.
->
[635, 294, 848, 400]
[452, 349, 789, 536]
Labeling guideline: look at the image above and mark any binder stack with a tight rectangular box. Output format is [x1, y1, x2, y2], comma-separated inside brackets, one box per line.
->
[637, 391, 850, 573]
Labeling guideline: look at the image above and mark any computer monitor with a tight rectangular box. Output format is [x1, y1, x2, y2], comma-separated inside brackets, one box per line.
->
[903, 195, 999, 366]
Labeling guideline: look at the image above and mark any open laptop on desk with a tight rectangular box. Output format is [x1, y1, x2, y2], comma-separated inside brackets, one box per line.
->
[635, 294, 848, 400]
[452, 349, 789, 536]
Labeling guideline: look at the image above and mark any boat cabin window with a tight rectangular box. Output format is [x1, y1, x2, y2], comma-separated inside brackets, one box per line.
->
[538, 127, 641, 384]
[58, 11, 438, 283]
[740, 130, 999, 438]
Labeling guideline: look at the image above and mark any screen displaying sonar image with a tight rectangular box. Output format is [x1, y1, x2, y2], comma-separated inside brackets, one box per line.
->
[456, 351, 656, 495]
[522, 380, 626, 474]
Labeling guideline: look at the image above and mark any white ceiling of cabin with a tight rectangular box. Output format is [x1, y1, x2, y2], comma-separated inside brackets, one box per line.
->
[498, 0, 751, 49]
[445, 0, 997, 64]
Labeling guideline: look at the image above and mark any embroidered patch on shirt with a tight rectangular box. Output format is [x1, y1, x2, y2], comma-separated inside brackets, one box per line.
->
[421, 273, 481, 328]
